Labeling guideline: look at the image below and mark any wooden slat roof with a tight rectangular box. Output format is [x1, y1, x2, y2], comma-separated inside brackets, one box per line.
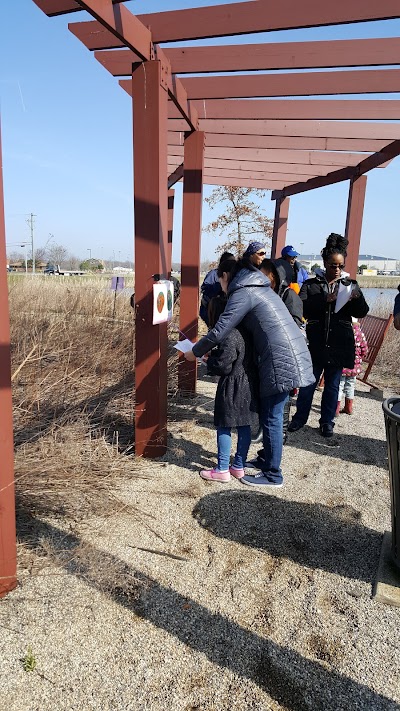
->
[32, 0, 400, 194]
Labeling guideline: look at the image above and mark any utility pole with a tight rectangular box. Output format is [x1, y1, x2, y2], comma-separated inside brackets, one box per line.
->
[26, 213, 36, 274]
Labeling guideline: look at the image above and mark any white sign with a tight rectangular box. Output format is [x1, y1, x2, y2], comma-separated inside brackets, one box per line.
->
[152, 282, 168, 324]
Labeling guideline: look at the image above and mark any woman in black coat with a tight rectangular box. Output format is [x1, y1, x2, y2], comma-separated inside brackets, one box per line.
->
[199, 293, 258, 483]
[288, 233, 369, 438]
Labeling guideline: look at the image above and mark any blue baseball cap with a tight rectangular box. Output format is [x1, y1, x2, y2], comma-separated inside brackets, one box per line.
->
[281, 245, 300, 258]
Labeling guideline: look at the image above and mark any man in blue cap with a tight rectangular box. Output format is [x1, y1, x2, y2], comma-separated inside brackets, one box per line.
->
[281, 245, 309, 287]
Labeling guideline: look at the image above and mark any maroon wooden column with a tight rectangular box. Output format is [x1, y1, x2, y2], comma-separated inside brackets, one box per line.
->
[179, 131, 205, 395]
[344, 175, 367, 279]
[132, 61, 169, 457]
[0, 122, 17, 598]
[271, 196, 290, 258]
[167, 189, 174, 278]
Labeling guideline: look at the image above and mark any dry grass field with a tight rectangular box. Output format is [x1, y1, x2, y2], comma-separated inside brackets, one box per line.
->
[9, 276, 155, 533]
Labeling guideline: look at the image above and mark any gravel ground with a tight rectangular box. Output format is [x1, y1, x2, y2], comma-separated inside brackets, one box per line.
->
[1, 377, 400, 711]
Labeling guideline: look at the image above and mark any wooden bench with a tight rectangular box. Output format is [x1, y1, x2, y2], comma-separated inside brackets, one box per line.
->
[317, 313, 393, 390]
[357, 313, 393, 388]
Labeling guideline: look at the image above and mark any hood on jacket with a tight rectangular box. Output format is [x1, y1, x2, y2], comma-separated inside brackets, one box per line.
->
[273, 257, 295, 285]
[228, 267, 271, 293]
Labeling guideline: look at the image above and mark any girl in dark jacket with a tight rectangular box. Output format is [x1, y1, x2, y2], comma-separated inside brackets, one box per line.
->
[288, 233, 369, 437]
[200, 289, 259, 483]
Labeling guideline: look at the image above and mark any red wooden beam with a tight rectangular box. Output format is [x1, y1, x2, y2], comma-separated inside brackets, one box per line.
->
[201, 168, 315, 183]
[179, 132, 205, 395]
[132, 61, 169, 458]
[345, 176, 367, 280]
[167, 145, 379, 168]
[95, 38, 400, 76]
[72, 3, 198, 130]
[167, 131, 387, 154]
[271, 139, 400, 199]
[185, 99, 400, 121]
[69, 20, 125, 50]
[181, 69, 400, 100]
[204, 176, 286, 189]
[137, 1, 400, 43]
[167, 164, 184, 189]
[74, 0, 152, 62]
[167, 157, 371, 178]
[33, 0, 124, 16]
[162, 37, 400, 74]
[271, 197, 290, 259]
[0, 122, 17, 598]
[167, 118, 400, 142]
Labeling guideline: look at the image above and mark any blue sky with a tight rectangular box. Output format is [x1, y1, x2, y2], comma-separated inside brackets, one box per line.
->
[1, 1, 400, 263]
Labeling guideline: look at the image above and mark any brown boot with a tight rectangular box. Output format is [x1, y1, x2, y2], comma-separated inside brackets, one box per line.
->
[335, 401, 341, 417]
[342, 398, 353, 415]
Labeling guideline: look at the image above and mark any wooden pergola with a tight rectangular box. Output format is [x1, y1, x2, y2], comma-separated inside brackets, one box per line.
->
[1, 0, 400, 595]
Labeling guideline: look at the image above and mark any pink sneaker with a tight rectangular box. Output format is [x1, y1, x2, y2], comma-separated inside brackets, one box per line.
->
[229, 466, 245, 479]
[199, 468, 230, 483]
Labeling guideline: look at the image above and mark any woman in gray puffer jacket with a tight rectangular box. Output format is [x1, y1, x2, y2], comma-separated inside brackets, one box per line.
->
[187, 259, 315, 488]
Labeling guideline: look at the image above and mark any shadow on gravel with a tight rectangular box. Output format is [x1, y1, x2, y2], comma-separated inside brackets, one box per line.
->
[193, 490, 381, 583]
[17, 516, 398, 711]
[285, 427, 388, 469]
[165, 432, 216, 471]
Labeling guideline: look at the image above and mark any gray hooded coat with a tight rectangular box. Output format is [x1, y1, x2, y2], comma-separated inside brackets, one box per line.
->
[193, 268, 315, 399]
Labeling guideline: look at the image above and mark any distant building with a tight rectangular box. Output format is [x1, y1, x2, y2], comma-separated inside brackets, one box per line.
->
[8, 260, 47, 272]
[298, 254, 399, 273]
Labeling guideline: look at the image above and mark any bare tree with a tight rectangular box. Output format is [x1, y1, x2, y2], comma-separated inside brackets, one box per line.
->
[7, 250, 25, 263]
[204, 186, 273, 258]
[46, 243, 69, 267]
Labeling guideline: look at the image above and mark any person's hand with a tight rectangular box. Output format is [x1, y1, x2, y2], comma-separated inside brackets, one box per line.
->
[184, 349, 196, 361]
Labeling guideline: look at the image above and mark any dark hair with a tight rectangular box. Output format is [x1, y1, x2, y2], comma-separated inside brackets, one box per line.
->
[260, 259, 279, 292]
[217, 258, 237, 279]
[218, 252, 234, 264]
[208, 295, 227, 329]
[321, 233, 348, 263]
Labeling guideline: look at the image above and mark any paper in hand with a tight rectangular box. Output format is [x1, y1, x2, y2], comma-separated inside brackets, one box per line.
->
[174, 338, 195, 354]
[335, 282, 354, 313]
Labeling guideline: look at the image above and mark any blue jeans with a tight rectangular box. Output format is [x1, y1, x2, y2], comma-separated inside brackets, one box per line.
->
[338, 374, 356, 400]
[217, 426, 251, 471]
[260, 392, 289, 484]
[293, 362, 342, 428]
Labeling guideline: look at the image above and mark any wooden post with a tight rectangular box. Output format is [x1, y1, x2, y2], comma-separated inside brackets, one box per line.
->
[271, 196, 290, 258]
[345, 175, 367, 279]
[0, 121, 17, 598]
[167, 189, 174, 278]
[179, 131, 205, 395]
[132, 61, 169, 457]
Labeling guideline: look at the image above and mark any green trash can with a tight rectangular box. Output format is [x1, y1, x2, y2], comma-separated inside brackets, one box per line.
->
[382, 397, 400, 572]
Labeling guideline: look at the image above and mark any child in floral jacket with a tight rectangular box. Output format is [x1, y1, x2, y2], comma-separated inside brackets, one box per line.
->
[336, 319, 368, 415]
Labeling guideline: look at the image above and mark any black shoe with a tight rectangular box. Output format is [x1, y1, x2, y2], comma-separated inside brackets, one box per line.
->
[287, 420, 304, 433]
[320, 423, 334, 438]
